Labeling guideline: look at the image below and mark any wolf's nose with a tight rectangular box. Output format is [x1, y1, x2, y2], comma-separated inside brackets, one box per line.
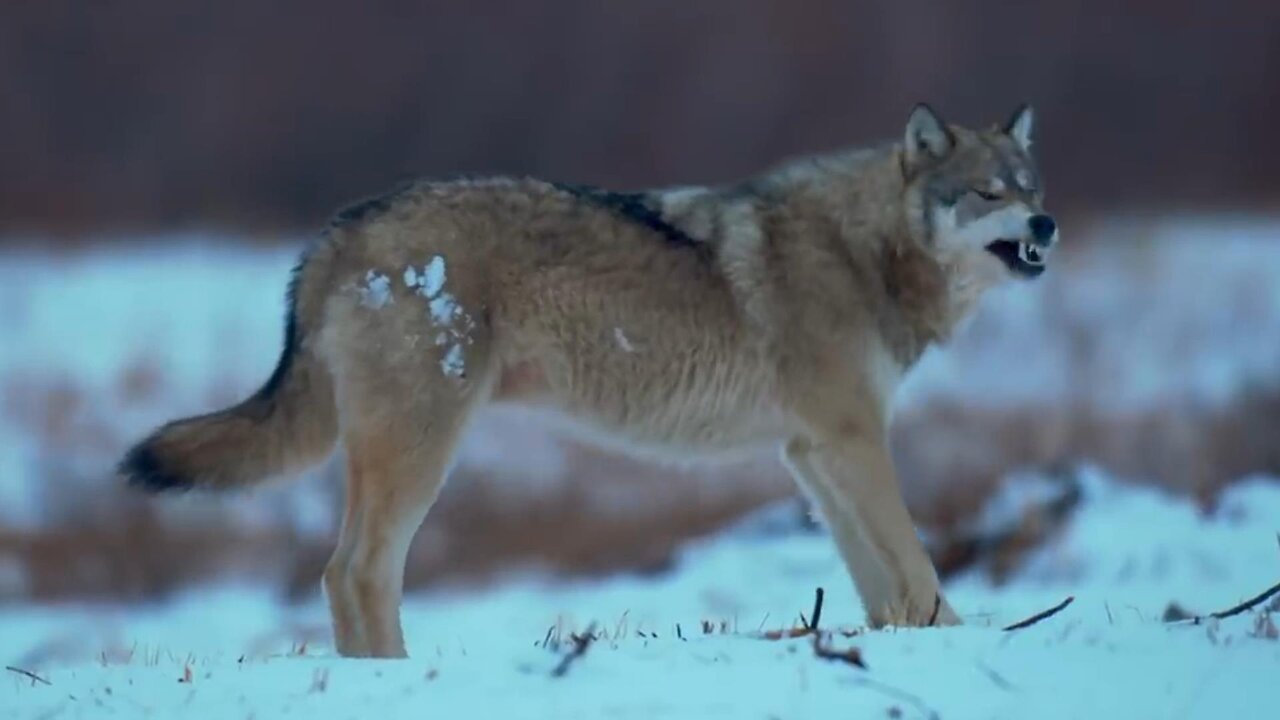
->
[1028, 214, 1057, 244]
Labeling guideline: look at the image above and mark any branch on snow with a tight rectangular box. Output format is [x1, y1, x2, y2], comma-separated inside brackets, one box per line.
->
[1002, 596, 1075, 631]
[550, 622, 598, 678]
[811, 633, 867, 669]
[1167, 579, 1280, 625]
[5, 665, 51, 686]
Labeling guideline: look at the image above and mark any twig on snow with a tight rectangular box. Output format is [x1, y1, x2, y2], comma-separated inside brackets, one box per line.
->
[811, 634, 866, 669]
[1002, 596, 1075, 631]
[807, 587, 825, 631]
[1207, 580, 1280, 620]
[5, 666, 51, 686]
[550, 622, 597, 678]
[1171, 580, 1280, 625]
[1190, 533, 1280, 622]
[765, 587, 827, 640]
[761, 625, 815, 640]
[758, 587, 863, 641]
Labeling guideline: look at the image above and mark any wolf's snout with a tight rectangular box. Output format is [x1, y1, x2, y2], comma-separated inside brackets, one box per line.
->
[1028, 214, 1057, 245]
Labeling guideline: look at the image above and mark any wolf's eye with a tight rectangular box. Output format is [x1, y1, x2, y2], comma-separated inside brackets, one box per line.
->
[971, 188, 1002, 201]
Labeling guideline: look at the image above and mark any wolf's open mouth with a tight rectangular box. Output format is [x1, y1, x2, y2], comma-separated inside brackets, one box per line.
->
[1017, 242, 1045, 266]
[985, 239, 1047, 278]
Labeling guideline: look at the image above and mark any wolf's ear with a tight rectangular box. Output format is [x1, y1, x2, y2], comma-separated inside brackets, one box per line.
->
[904, 103, 954, 165]
[1004, 103, 1034, 151]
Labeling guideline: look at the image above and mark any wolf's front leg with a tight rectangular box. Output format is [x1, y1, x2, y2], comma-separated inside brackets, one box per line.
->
[784, 432, 960, 628]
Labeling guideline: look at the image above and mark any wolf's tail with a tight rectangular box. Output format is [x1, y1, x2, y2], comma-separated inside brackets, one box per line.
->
[118, 244, 339, 493]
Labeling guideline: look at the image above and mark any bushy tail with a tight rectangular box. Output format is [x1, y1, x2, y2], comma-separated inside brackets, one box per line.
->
[118, 252, 338, 492]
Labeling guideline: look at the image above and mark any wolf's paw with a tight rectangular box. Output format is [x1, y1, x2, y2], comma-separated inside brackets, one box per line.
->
[867, 592, 962, 628]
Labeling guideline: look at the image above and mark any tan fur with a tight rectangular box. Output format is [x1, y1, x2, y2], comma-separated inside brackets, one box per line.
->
[121, 103, 1056, 657]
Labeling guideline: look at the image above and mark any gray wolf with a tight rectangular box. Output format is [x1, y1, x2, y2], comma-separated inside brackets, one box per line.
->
[119, 103, 1058, 657]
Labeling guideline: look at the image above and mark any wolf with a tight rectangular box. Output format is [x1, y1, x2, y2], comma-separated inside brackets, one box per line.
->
[118, 103, 1057, 657]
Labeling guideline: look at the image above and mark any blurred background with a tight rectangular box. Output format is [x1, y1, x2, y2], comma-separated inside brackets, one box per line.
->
[2, 1, 1279, 607]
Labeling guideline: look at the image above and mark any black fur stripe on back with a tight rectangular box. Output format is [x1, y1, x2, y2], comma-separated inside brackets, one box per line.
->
[552, 182, 709, 258]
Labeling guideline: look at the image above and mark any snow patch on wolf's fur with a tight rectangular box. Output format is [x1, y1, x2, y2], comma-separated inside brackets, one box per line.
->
[428, 294, 460, 326]
[402, 256, 474, 380]
[358, 271, 393, 309]
[403, 256, 447, 299]
[614, 327, 636, 353]
[440, 344, 466, 378]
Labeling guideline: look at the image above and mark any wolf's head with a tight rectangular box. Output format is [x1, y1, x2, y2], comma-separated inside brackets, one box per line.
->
[901, 103, 1056, 280]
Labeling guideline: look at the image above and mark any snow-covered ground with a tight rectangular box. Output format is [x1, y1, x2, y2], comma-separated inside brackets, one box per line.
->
[4, 467, 1278, 719]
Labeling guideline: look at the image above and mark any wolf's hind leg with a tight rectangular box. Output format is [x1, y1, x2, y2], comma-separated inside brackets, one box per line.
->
[322, 336, 495, 658]
[324, 451, 371, 657]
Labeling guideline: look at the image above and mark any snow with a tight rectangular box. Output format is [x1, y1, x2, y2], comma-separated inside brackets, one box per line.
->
[440, 344, 466, 379]
[614, 327, 636, 353]
[386, 255, 469, 377]
[428, 293, 459, 326]
[422, 256, 447, 298]
[4, 468, 1277, 719]
[358, 271, 392, 309]
[405, 256, 453, 316]
[404, 257, 446, 299]
[407, 256, 471, 379]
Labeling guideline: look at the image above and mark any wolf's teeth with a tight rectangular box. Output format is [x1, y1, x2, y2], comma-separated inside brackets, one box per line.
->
[1020, 243, 1045, 265]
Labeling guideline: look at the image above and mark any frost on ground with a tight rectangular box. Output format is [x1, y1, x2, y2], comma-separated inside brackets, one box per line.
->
[4, 468, 1278, 719]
